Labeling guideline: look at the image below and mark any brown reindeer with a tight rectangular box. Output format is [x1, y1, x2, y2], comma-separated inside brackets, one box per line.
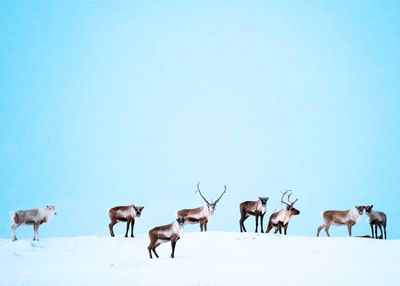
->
[364, 205, 387, 239]
[316, 206, 364, 237]
[108, 205, 144, 237]
[147, 216, 186, 259]
[239, 197, 269, 233]
[177, 182, 226, 232]
[266, 191, 300, 235]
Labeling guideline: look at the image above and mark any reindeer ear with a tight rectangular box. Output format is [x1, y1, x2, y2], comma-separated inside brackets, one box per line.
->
[371, 205, 373, 209]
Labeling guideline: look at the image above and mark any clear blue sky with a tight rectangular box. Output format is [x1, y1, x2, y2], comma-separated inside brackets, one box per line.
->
[1, 1, 399, 239]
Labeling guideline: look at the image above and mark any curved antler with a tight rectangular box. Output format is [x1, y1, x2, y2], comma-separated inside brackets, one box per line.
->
[280, 190, 291, 207]
[195, 182, 210, 205]
[287, 193, 298, 206]
[213, 185, 227, 205]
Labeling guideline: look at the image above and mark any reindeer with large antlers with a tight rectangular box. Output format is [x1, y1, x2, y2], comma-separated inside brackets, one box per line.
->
[177, 182, 227, 232]
[266, 190, 300, 235]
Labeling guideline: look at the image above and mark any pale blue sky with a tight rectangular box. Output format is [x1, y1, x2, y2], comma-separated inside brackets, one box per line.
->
[1, 1, 399, 239]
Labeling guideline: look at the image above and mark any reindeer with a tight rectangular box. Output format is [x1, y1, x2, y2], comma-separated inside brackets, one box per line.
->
[364, 205, 387, 239]
[316, 206, 364, 237]
[239, 197, 269, 233]
[10, 205, 57, 241]
[177, 182, 227, 232]
[147, 216, 186, 259]
[266, 191, 300, 235]
[108, 205, 144, 237]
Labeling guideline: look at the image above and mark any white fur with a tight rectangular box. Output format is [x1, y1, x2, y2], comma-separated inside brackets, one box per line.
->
[156, 221, 183, 245]
[115, 206, 136, 218]
[187, 206, 210, 220]
[350, 209, 361, 224]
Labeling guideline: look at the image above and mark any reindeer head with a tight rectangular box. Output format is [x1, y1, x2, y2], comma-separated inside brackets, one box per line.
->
[258, 197, 269, 207]
[132, 205, 144, 217]
[46, 205, 57, 215]
[176, 216, 186, 226]
[196, 182, 227, 215]
[364, 205, 373, 214]
[355, 205, 364, 215]
[281, 191, 300, 215]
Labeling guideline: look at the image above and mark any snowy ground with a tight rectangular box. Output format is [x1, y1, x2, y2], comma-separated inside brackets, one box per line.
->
[1, 231, 398, 286]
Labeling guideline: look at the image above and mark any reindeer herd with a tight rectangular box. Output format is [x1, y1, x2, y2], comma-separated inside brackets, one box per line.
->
[8, 183, 389, 259]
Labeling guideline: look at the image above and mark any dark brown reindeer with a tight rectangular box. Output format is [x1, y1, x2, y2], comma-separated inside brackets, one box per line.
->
[148, 216, 186, 259]
[266, 191, 300, 235]
[177, 182, 227, 232]
[316, 206, 364, 237]
[108, 205, 144, 237]
[239, 197, 269, 233]
[365, 205, 387, 239]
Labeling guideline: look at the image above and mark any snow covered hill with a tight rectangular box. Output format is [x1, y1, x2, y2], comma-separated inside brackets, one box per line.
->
[1, 232, 398, 286]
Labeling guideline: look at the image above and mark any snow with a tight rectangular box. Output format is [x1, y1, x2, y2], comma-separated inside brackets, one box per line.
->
[1, 232, 398, 286]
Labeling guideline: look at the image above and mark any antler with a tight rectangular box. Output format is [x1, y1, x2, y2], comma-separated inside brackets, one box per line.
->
[280, 190, 291, 207]
[213, 185, 227, 205]
[195, 182, 210, 205]
[287, 193, 298, 206]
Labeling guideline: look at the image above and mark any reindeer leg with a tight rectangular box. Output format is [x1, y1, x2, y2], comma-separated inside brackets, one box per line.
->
[260, 213, 265, 233]
[204, 221, 208, 232]
[383, 224, 387, 240]
[240, 215, 249, 232]
[317, 224, 325, 237]
[33, 223, 39, 241]
[370, 223, 374, 238]
[109, 220, 117, 237]
[255, 214, 259, 233]
[125, 219, 131, 237]
[130, 220, 135, 237]
[148, 242, 154, 259]
[378, 224, 383, 239]
[11, 224, 18, 241]
[374, 224, 378, 239]
[170, 236, 179, 258]
[347, 223, 352, 237]
[266, 220, 273, 234]
[152, 243, 160, 258]
[284, 223, 288, 235]
[325, 224, 331, 237]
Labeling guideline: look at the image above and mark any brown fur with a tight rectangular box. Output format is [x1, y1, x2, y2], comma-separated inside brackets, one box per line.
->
[147, 217, 185, 259]
[176, 183, 227, 232]
[239, 197, 269, 233]
[108, 205, 144, 237]
[316, 206, 364, 237]
[266, 206, 300, 235]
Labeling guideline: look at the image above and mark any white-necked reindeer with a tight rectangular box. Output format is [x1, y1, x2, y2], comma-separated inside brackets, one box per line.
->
[266, 191, 300, 235]
[177, 182, 227, 232]
[316, 206, 364, 237]
[108, 205, 144, 237]
[364, 205, 387, 239]
[239, 197, 269, 233]
[10, 205, 57, 241]
[148, 216, 186, 259]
